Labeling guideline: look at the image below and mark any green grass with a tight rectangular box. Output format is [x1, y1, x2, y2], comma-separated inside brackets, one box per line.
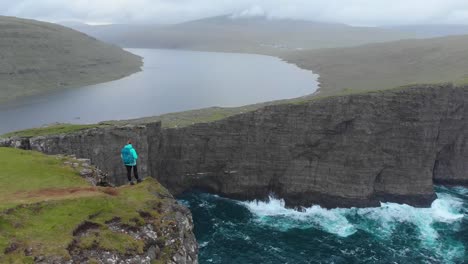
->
[455, 76, 468, 86]
[78, 229, 145, 255]
[0, 16, 142, 104]
[1, 124, 104, 138]
[0, 147, 176, 263]
[116, 106, 255, 128]
[0, 188, 162, 262]
[0, 148, 89, 210]
[282, 35, 468, 97]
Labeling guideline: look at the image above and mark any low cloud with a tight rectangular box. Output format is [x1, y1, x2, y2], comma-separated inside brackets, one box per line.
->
[2, 0, 468, 26]
[231, 5, 267, 19]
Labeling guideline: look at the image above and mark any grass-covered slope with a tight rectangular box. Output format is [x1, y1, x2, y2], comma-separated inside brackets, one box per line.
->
[283, 35, 468, 96]
[0, 16, 142, 103]
[0, 148, 187, 263]
[0, 124, 111, 139]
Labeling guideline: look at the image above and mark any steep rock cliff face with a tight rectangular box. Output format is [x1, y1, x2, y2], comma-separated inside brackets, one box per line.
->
[152, 84, 467, 207]
[432, 90, 468, 185]
[3, 84, 467, 208]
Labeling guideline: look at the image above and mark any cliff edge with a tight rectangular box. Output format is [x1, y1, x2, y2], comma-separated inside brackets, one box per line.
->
[0, 148, 198, 263]
[2, 84, 467, 208]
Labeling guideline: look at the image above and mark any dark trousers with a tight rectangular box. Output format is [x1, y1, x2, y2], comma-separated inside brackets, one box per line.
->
[126, 165, 139, 181]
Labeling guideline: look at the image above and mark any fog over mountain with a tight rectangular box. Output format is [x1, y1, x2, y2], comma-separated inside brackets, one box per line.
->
[3, 0, 468, 26]
[62, 16, 419, 54]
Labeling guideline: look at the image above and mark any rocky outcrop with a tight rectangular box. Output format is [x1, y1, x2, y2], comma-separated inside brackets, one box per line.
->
[60, 155, 111, 186]
[65, 194, 198, 264]
[0, 152, 198, 264]
[3, 84, 467, 208]
[30, 189, 198, 264]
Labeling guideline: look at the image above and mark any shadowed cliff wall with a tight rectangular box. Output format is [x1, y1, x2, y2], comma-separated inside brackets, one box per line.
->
[3, 84, 467, 208]
[151, 84, 467, 208]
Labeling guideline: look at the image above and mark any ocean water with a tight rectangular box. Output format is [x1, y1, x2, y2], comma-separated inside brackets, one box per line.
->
[178, 186, 468, 264]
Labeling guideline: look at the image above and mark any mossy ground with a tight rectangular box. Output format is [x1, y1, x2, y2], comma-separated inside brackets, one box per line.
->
[0, 124, 106, 138]
[0, 147, 172, 263]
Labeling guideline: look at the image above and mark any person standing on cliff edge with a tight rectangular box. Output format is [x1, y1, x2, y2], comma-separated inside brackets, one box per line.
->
[121, 139, 142, 185]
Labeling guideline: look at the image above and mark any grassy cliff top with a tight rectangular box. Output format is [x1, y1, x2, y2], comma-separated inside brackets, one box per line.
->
[0, 148, 175, 263]
[0, 124, 106, 139]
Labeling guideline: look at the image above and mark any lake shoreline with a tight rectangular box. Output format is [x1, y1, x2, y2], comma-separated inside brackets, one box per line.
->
[0, 48, 319, 134]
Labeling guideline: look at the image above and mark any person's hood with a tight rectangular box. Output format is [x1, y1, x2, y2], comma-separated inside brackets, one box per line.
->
[124, 144, 133, 149]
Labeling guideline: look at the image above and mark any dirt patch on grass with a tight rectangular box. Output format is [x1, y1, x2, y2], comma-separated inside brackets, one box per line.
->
[22, 187, 118, 198]
[2, 187, 120, 207]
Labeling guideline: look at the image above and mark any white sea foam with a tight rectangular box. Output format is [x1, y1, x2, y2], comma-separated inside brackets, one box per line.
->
[240, 190, 465, 242]
[178, 199, 191, 208]
[199, 241, 210, 248]
[178, 188, 467, 263]
[240, 196, 357, 237]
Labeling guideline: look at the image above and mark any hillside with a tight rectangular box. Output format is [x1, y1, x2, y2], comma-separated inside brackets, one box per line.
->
[56, 16, 468, 100]
[0, 147, 197, 263]
[388, 24, 468, 37]
[60, 16, 468, 100]
[282, 34, 468, 96]
[0, 16, 142, 103]
[64, 16, 416, 54]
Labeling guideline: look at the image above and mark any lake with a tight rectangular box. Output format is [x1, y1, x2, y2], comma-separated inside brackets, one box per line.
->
[0, 48, 318, 134]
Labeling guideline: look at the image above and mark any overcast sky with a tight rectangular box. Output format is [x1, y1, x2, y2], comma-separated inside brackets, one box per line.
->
[2, 0, 468, 26]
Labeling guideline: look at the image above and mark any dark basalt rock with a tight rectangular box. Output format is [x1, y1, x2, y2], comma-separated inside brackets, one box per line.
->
[3, 84, 467, 208]
[151, 84, 467, 208]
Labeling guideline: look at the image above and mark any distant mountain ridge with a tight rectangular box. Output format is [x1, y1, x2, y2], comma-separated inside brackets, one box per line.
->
[0, 16, 142, 103]
[62, 15, 417, 54]
[58, 15, 468, 99]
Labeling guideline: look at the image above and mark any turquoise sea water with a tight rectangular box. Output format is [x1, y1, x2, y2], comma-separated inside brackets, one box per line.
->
[179, 186, 467, 263]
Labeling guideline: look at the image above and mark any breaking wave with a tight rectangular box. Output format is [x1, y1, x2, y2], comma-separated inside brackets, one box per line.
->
[179, 186, 467, 263]
[240, 197, 357, 237]
[241, 189, 464, 237]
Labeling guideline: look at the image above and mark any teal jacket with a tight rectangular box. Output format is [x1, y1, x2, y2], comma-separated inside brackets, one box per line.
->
[121, 144, 138, 166]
